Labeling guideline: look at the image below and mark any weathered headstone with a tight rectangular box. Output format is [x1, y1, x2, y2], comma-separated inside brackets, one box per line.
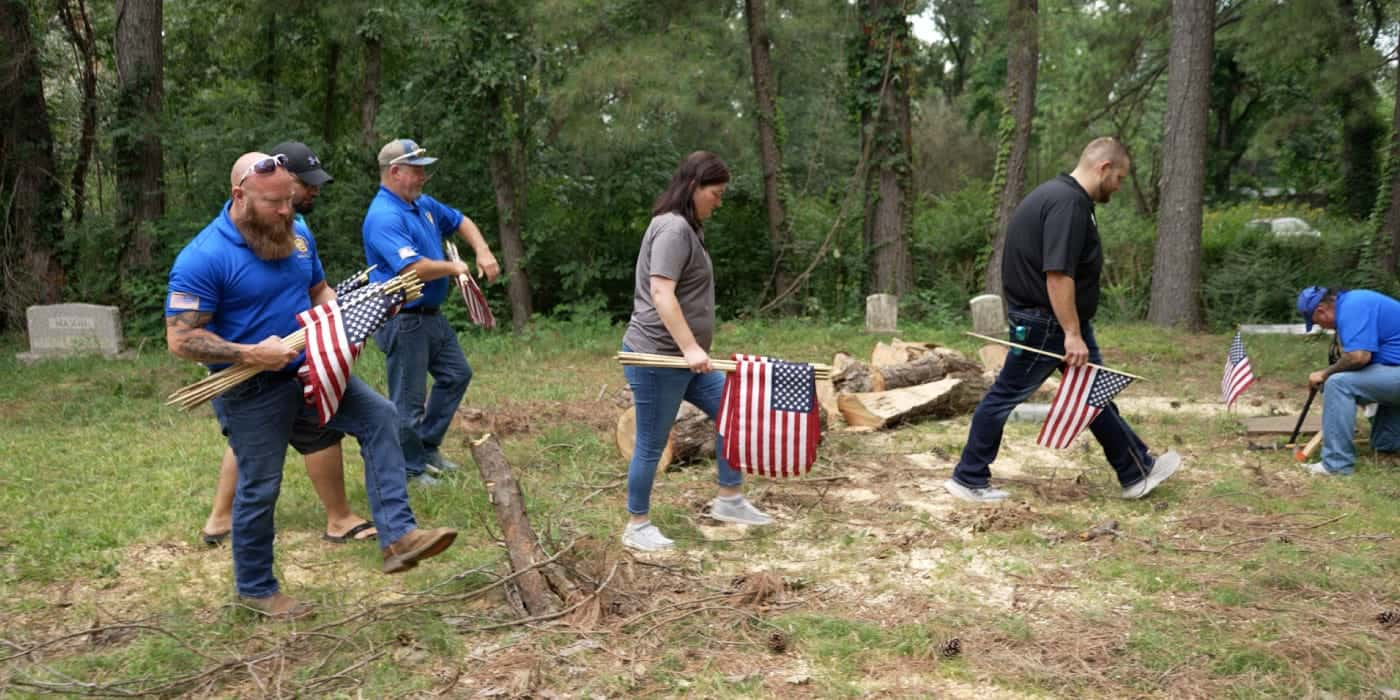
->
[865, 294, 898, 333]
[19, 304, 123, 362]
[970, 294, 1005, 336]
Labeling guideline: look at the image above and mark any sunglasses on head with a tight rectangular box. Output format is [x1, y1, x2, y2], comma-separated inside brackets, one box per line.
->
[389, 148, 427, 166]
[236, 153, 287, 186]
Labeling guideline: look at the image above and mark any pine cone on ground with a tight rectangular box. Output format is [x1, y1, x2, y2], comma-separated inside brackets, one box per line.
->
[939, 637, 962, 658]
[1378, 610, 1399, 627]
[767, 630, 789, 654]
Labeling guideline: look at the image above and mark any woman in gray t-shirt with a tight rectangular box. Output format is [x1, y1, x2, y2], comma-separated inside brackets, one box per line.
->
[619, 152, 774, 552]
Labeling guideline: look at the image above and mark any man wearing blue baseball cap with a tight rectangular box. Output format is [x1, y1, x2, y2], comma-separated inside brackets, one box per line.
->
[362, 139, 500, 484]
[1297, 285, 1400, 475]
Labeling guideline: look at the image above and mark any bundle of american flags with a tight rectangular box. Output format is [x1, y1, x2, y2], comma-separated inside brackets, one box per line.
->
[717, 354, 822, 478]
[1036, 363, 1135, 449]
[444, 239, 496, 329]
[297, 280, 408, 426]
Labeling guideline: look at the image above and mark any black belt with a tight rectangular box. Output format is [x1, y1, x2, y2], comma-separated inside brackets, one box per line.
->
[399, 306, 439, 315]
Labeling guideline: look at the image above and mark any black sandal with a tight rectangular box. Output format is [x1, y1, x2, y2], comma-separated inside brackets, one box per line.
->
[322, 521, 377, 544]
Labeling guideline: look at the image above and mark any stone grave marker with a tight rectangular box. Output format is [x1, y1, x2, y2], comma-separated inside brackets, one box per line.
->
[865, 294, 898, 333]
[970, 294, 1005, 335]
[19, 303, 123, 362]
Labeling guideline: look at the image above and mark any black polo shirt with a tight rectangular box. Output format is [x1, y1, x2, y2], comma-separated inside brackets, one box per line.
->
[1001, 173, 1102, 322]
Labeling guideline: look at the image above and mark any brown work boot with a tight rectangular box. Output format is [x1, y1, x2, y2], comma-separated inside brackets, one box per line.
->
[381, 527, 457, 574]
[238, 592, 313, 621]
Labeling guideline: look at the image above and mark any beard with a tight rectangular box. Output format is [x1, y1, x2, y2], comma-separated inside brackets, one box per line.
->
[238, 209, 296, 260]
[294, 197, 314, 215]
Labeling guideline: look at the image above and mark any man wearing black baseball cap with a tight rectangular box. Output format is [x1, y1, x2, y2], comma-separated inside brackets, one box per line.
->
[1297, 285, 1400, 476]
[199, 141, 381, 551]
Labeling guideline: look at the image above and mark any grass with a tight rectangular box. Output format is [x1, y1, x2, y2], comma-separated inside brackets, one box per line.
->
[1, 318, 1398, 698]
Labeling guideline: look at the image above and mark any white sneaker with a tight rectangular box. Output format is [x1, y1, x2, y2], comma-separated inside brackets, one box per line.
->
[1121, 450, 1181, 500]
[943, 479, 1010, 503]
[621, 521, 675, 551]
[709, 496, 774, 526]
[425, 451, 462, 472]
[409, 473, 442, 487]
[1300, 462, 1350, 476]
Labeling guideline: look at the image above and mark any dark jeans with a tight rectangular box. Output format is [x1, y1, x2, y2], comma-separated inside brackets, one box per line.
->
[951, 307, 1155, 489]
[372, 313, 472, 477]
[213, 372, 419, 598]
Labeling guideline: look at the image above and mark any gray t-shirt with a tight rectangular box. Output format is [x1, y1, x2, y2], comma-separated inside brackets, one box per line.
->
[622, 213, 715, 354]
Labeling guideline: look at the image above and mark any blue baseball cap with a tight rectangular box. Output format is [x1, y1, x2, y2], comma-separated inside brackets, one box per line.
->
[1297, 286, 1327, 331]
[377, 138, 438, 167]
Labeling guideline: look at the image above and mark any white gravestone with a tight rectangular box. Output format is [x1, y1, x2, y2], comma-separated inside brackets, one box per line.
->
[20, 304, 123, 361]
[865, 294, 898, 333]
[970, 294, 1006, 336]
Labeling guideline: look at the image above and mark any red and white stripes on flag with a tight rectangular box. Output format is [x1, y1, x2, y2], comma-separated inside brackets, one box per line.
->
[1036, 364, 1135, 449]
[297, 301, 361, 426]
[717, 354, 821, 478]
[454, 272, 496, 329]
[1221, 331, 1256, 408]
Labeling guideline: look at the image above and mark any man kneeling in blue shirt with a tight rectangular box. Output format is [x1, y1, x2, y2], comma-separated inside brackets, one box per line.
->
[166, 152, 457, 620]
[1297, 285, 1400, 475]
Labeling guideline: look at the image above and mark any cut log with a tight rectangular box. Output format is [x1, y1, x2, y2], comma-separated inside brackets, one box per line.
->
[837, 377, 987, 429]
[978, 344, 1008, 376]
[615, 406, 674, 471]
[832, 357, 878, 394]
[457, 409, 578, 616]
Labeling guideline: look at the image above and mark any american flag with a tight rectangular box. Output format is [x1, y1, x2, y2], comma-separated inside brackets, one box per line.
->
[445, 240, 496, 329]
[1221, 331, 1256, 408]
[1036, 364, 1135, 449]
[332, 267, 373, 298]
[296, 286, 404, 425]
[717, 354, 821, 478]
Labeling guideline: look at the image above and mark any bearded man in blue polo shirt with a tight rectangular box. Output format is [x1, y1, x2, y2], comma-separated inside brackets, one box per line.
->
[362, 139, 500, 484]
[1297, 286, 1400, 475]
[166, 152, 458, 620]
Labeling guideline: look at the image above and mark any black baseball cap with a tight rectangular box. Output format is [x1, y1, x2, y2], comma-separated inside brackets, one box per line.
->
[269, 141, 333, 187]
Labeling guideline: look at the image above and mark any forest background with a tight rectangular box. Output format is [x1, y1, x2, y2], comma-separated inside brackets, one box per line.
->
[5, 0, 1400, 339]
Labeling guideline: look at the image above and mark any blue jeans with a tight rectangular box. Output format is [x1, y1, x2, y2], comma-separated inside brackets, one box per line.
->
[373, 313, 472, 477]
[951, 308, 1155, 489]
[622, 344, 742, 515]
[1320, 363, 1400, 474]
[213, 372, 418, 598]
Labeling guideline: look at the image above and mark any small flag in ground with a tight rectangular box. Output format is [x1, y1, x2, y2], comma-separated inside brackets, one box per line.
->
[1036, 364, 1135, 449]
[717, 354, 821, 478]
[1221, 331, 1256, 408]
[454, 272, 496, 329]
[297, 286, 404, 425]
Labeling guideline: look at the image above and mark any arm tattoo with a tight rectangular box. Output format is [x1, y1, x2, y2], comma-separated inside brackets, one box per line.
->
[166, 311, 242, 363]
[1326, 351, 1370, 377]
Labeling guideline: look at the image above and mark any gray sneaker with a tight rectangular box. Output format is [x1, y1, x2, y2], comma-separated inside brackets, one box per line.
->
[1300, 462, 1351, 476]
[1121, 450, 1181, 499]
[425, 451, 462, 472]
[709, 496, 774, 526]
[943, 479, 1010, 503]
[409, 473, 442, 487]
[621, 521, 675, 551]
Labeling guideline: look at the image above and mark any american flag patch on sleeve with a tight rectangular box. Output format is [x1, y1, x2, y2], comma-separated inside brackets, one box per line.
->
[169, 292, 201, 310]
[397, 246, 417, 260]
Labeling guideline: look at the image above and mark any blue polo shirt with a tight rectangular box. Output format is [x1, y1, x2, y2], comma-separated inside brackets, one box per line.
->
[361, 186, 464, 309]
[166, 202, 325, 370]
[1335, 289, 1400, 366]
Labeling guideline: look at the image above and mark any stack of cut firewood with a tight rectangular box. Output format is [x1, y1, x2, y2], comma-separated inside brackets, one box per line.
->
[825, 339, 990, 429]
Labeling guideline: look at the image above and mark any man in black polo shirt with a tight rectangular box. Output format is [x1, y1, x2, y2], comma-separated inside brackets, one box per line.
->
[944, 137, 1181, 503]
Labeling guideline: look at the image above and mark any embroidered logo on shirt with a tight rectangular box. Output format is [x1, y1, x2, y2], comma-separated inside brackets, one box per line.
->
[398, 246, 417, 260]
[293, 236, 310, 257]
[169, 292, 201, 310]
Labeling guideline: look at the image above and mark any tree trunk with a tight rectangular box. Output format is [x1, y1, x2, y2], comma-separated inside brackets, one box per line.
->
[0, 0, 66, 327]
[1333, 0, 1384, 220]
[488, 134, 534, 332]
[1147, 0, 1213, 329]
[984, 0, 1038, 297]
[744, 0, 793, 306]
[360, 35, 382, 150]
[457, 410, 580, 617]
[322, 40, 341, 144]
[1382, 58, 1400, 275]
[57, 0, 98, 225]
[114, 0, 165, 268]
[859, 0, 914, 296]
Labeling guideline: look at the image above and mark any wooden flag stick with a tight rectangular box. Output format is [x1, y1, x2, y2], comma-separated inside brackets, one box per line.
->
[964, 331, 1146, 381]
